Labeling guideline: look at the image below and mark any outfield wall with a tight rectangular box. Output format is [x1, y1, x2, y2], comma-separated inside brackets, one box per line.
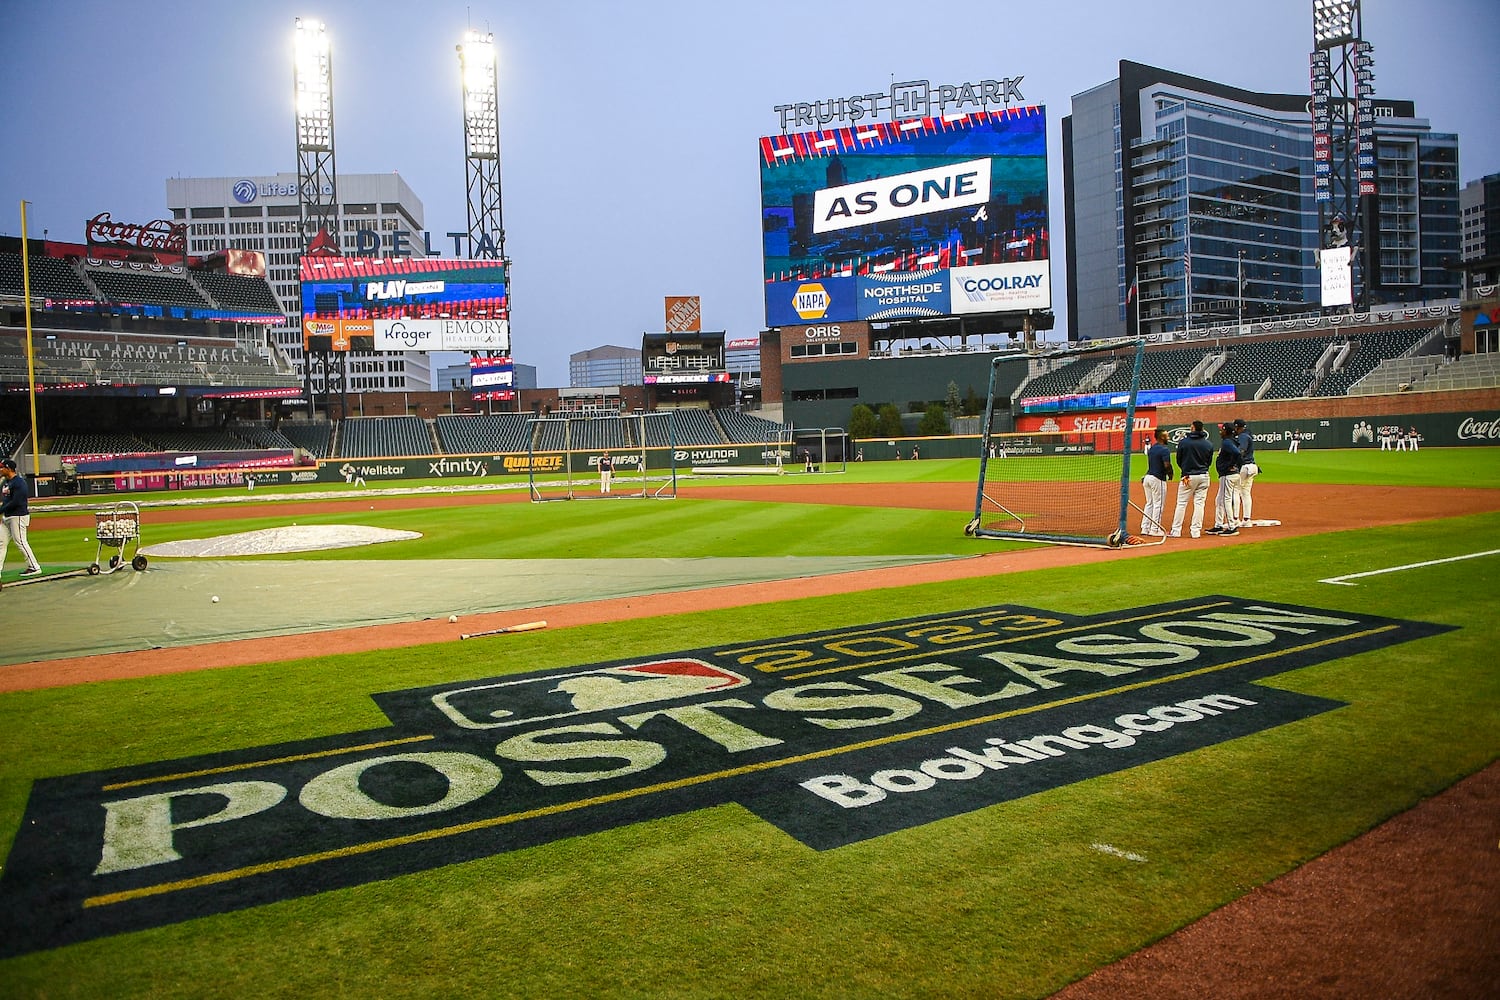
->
[1158, 388, 1500, 451]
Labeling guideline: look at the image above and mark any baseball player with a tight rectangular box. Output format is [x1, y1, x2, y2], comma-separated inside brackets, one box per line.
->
[0, 459, 41, 581]
[1140, 427, 1173, 537]
[1207, 423, 1242, 535]
[1233, 418, 1259, 523]
[598, 452, 613, 494]
[1169, 420, 1213, 538]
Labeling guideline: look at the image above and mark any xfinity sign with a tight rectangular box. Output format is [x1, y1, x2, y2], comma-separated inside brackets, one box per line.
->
[815, 159, 990, 234]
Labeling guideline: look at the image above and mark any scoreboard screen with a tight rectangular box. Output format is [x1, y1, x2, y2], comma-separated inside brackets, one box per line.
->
[299, 257, 509, 352]
[759, 107, 1050, 326]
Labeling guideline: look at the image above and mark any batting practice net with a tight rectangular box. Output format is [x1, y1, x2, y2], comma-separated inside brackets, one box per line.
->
[967, 341, 1161, 548]
[527, 412, 678, 502]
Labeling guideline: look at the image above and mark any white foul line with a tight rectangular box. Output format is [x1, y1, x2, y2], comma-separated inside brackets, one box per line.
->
[1319, 549, 1500, 586]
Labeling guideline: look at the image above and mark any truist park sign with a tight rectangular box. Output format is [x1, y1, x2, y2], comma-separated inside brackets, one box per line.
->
[774, 76, 1027, 130]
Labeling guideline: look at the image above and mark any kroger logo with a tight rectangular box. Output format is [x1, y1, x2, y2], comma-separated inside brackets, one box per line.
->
[231, 180, 258, 204]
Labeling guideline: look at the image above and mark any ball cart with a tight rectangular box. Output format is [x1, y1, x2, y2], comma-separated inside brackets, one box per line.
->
[89, 500, 148, 575]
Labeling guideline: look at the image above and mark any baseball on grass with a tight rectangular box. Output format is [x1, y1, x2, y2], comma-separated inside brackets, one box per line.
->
[212, 596, 220, 603]
[448, 614, 459, 623]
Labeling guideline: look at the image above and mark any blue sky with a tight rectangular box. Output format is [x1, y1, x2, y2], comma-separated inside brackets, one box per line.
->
[2, 0, 1495, 385]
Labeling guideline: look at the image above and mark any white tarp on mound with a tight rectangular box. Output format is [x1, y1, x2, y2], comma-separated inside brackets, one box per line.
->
[142, 525, 421, 557]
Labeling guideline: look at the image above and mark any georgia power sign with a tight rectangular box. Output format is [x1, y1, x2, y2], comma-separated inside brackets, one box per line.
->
[0, 597, 1450, 955]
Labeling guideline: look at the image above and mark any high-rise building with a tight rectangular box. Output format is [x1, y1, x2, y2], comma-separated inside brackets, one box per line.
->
[1062, 61, 1459, 340]
[570, 345, 642, 388]
[166, 172, 432, 392]
[1461, 173, 1500, 262]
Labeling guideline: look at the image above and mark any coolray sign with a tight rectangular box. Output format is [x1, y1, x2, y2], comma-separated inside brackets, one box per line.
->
[0, 598, 1451, 955]
[814, 158, 990, 234]
[374, 319, 510, 352]
[773, 76, 1027, 129]
[857, 270, 949, 320]
[951, 261, 1051, 313]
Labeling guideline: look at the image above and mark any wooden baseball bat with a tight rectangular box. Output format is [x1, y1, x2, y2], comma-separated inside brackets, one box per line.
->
[459, 620, 548, 640]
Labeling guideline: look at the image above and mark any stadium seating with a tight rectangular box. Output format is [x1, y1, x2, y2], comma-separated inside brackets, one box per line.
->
[232, 422, 298, 451]
[338, 416, 433, 458]
[49, 431, 154, 457]
[1094, 344, 1212, 394]
[716, 408, 790, 444]
[1215, 335, 1329, 398]
[435, 413, 533, 454]
[1014, 356, 1090, 401]
[85, 265, 211, 308]
[137, 428, 256, 452]
[189, 271, 284, 316]
[278, 420, 335, 458]
[1410, 351, 1500, 392]
[654, 408, 724, 447]
[1316, 327, 1434, 397]
[0, 251, 98, 301]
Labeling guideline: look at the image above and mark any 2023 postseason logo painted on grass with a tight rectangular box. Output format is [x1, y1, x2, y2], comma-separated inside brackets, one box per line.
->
[0, 597, 1453, 955]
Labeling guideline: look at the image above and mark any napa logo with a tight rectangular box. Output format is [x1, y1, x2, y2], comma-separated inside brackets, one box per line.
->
[793, 283, 830, 321]
[231, 180, 258, 204]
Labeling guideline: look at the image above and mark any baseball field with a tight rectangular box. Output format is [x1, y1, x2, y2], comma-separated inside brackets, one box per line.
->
[0, 448, 1496, 998]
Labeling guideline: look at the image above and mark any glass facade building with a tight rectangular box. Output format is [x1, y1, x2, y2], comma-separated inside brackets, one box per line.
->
[569, 345, 642, 388]
[1062, 61, 1459, 341]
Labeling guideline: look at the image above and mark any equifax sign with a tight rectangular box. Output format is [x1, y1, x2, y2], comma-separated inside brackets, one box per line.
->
[0, 598, 1451, 955]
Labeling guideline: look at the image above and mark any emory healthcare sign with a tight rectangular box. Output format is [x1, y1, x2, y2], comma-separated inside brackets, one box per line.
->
[0, 597, 1450, 955]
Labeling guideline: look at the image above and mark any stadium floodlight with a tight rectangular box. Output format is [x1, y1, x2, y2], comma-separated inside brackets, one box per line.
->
[459, 31, 499, 158]
[458, 28, 506, 262]
[1313, 0, 1358, 49]
[293, 18, 334, 150]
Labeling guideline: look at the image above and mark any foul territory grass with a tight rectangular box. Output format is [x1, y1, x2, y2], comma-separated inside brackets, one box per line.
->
[0, 456, 1496, 997]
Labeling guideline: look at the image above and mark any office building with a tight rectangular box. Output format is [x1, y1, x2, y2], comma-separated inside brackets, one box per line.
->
[1461, 173, 1500, 262]
[1062, 61, 1459, 340]
[166, 172, 432, 391]
[570, 345, 642, 388]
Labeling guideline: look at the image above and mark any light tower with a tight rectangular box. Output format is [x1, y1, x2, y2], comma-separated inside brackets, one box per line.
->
[1310, 0, 1376, 310]
[458, 29, 506, 262]
[293, 17, 346, 412]
[294, 17, 340, 253]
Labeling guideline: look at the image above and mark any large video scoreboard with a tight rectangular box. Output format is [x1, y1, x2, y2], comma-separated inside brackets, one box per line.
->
[759, 107, 1050, 327]
[299, 257, 509, 352]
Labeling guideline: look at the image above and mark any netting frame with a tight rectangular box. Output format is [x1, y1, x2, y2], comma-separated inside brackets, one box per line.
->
[966, 340, 1160, 549]
[526, 412, 678, 502]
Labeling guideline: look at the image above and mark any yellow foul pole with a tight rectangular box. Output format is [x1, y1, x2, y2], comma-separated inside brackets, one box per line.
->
[19, 201, 40, 479]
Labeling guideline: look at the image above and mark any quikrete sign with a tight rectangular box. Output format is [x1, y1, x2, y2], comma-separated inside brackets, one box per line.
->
[0, 597, 1451, 955]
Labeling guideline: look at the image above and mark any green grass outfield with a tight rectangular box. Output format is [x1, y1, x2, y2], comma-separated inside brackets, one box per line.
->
[2, 449, 1497, 998]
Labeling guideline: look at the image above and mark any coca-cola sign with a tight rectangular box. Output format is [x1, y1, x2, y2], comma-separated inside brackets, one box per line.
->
[85, 212, 187, 257]
[1457, 417, 1500, 441]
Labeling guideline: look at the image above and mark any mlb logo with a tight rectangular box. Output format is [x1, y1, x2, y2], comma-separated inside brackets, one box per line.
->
[432, 659, 752, 730]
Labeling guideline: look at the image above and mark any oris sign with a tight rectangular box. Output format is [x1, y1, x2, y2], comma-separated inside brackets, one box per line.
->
[780, 321, 869, 362]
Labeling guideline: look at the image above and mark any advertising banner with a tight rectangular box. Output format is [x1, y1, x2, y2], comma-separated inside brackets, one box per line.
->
[664, 296, 702, 333]
[1321, 246, 1352, 308]
[764, 276, 858, 327]
[300, 257, 509, 334]
[949, 261, 1051, 313]
[856, 269, 950, 321]
[373, 318, 510, 353]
